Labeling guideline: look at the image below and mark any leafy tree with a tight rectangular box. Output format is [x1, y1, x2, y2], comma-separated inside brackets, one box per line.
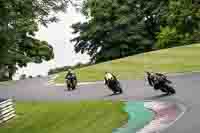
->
[0, 0, 75, 80]
[72, 0, 199, 62]
[71, 0, 169, 62]
[156, 0, 200, 48]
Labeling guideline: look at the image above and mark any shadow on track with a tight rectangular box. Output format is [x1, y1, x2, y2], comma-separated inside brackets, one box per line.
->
[144, 93, 169, 100]
[102, 93, 123, 98]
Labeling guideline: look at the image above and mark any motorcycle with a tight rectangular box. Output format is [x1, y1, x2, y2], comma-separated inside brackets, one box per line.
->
[106, 79, 123, 94]
[146, 72, 176, 95]
[65, 75, 77, 91]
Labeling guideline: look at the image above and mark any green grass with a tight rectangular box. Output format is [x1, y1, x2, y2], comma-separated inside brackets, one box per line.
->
[0, 101, 128, 133]
[55, 43, 200, 83]
[0, 80, 16, 86]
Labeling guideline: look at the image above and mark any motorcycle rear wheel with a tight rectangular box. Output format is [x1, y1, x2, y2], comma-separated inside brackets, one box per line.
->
[117, 84, 123, 94]
[163, 84, 176, 95]
[166, 85, 176, 94]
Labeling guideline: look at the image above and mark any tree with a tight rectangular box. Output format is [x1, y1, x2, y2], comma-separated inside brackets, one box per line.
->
[0, 0, 76, 80]
[156, 0, 200, 48]
[72, 0, 170, 61]
[72, 0, 199, 62]
[20, 74, 26, 80]
[71, 0, 168, 62]
[28, 75, 33, 79]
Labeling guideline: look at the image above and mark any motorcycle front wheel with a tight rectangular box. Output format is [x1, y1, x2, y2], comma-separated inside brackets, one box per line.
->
[115, 81, 123, 94]
[167, 85, 176, 94]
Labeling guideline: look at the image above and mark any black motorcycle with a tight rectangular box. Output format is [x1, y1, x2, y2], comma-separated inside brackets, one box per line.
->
[106, 79, 123, 94]
[146, 72, 176, 95]
[65, 75, 77, 91]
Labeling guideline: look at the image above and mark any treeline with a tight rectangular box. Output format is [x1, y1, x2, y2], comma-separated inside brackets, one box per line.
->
[71, 0, 200, 62]
[48, 62, 91, 75]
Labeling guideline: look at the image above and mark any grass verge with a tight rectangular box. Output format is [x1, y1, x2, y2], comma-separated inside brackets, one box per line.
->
[55, 43, 200, 83]
[0, 80, 16, 86]
[0, 101, 128, 133]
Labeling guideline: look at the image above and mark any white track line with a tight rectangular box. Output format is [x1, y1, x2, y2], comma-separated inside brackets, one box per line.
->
[162, 102, 186, 131]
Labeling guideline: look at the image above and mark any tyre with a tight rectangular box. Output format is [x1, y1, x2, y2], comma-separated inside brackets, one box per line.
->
[68, 84, 72, 91]
[66, 79, 73, 91]
[72, 83, 76, 90]
[70, 80, 75, 90]
[66, 80, 71, 91]
[72, 86, 76, 90]
[118, 87, 123, 94]
[167, 85, 176, 94]
[164, 83, 176, 95]
[115, 81, 123, 94]
[110, 86, 117, 93]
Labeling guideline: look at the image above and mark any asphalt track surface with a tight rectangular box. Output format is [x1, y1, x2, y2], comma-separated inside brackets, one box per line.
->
[0, 72, 200, 133]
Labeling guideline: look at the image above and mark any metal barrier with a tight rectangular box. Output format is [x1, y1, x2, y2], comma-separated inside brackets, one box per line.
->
[0, 99, 15, 124]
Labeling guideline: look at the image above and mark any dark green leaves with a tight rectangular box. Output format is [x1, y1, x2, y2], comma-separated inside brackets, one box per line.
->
[72, 0, 199, 62]
[72, 0, 167, 62]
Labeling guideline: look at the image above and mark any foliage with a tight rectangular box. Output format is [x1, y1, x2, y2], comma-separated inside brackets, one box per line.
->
[71, 0, 168, 62]
[156, 0, 200, 48]
[0, 0, 74, 80]
[20, 74, 26, 80]
[71, 0, 199, 62]
[48, 62, 91, 75]
[28, 75, 33, 79]
[156, 26, 180, 48]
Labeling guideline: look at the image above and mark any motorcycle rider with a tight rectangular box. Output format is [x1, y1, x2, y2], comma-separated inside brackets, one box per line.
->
[65, 69, 77, 90]
[104, 72, 116, 84]
[146, 71, 154, 87]
[146, 71, 171, 90]
[104, 72, 122, 94]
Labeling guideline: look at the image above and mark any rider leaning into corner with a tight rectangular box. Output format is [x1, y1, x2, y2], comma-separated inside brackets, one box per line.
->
[104, 72, 117, 85]
[104, 72, 123, 94]
[146, 71, 171, 89]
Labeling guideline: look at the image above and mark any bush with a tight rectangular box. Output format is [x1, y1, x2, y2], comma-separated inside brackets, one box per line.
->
[20, 74, 26, 80]
[155, 26, 180, 49]
[37, 75, 42, 78]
